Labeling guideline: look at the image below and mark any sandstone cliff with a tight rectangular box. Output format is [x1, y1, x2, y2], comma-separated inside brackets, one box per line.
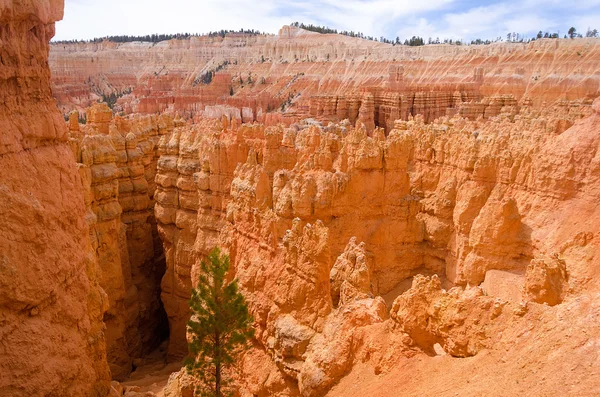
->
[50, 27, 600, 131]
[154, 98, 600, 396]
[68, 105, 173, 380]
[3, 2, 600, 395]
[0, 1, 111, 395]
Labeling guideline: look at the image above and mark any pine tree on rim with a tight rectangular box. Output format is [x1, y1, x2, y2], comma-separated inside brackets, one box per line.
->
[185, 247, 255, 397]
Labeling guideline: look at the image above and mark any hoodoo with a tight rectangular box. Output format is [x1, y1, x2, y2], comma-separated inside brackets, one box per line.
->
[2, 0, 600, 396]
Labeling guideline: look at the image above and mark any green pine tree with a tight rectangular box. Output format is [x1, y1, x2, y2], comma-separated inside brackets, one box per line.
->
[185, 247, 254, 397]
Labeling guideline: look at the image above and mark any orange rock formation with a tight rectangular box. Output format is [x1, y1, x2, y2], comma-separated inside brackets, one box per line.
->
[0, 1, 110, 395]
[154, 100, 600, 396]
[67, 104, 173, 380]
[50, 27, 600, 132]
[2, 2, 600, 397]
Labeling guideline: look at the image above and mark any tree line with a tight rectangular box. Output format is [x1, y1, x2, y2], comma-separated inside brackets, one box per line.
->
[207, 29, 265, 38]
[52, 29, 266, 44]
[53, 33, 198, 44]
[291, 22, 474, 46]
[292, 21, 599, 47]
[52, 23, 600, 47]
[291, 22, 409, 44]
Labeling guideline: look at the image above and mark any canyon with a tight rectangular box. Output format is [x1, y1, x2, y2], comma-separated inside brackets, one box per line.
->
[1, 0, 600, 396]
[49, 25, 600, 128]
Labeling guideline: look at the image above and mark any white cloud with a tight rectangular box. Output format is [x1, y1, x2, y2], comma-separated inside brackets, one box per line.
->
[315, 0, 455, 38]
[392, 0, 600, 42]
[56, 0, 291, 40]
[55, 0, 458, 40]
[54, 0, 600, 42]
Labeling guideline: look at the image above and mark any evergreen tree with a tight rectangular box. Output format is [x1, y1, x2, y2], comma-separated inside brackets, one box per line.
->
[185, 248, 254, 397]
[568, 27, 577, 39]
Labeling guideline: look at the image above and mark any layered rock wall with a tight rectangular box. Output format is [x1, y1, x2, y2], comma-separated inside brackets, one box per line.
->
[0, 1, 111, 395]
[68, 104, 172, 379]
[155, 99, 600, 395]
[3, 3, 600, 395]
[50, 29, 600, 130]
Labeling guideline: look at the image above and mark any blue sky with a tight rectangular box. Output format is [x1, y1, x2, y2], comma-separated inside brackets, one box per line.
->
[55, 0, 600, 42]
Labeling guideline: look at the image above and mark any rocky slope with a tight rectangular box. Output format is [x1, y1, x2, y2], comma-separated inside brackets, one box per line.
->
[50, 27, 600, 129]
[0, 1, 111, 395]
[154, 99, 600, 396]
[3, 1, 600, 396]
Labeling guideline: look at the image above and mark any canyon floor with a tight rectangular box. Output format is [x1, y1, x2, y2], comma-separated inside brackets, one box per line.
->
[1, 0, 600, 396]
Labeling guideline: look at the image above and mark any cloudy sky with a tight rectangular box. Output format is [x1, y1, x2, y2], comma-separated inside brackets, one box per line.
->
[55, 0, 600, 42]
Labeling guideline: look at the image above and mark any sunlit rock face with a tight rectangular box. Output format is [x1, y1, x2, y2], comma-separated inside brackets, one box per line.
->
[50, 28, 600, 131]
[155, 97, 600, 395]
[3, 2, 600, 395]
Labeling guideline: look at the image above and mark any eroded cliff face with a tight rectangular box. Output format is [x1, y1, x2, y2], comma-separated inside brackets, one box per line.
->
[155, 98, 600, 396]
[67, 104, 173, 380]
[49, 27, 600, 130]
[0, 1, 111, 395]
[4, 2, 600, 395]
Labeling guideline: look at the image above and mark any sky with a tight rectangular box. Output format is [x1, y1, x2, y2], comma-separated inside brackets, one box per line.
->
[54, 0, 600, 42]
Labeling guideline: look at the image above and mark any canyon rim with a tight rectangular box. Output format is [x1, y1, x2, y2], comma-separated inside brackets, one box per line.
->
[1, 0, 600, 396]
